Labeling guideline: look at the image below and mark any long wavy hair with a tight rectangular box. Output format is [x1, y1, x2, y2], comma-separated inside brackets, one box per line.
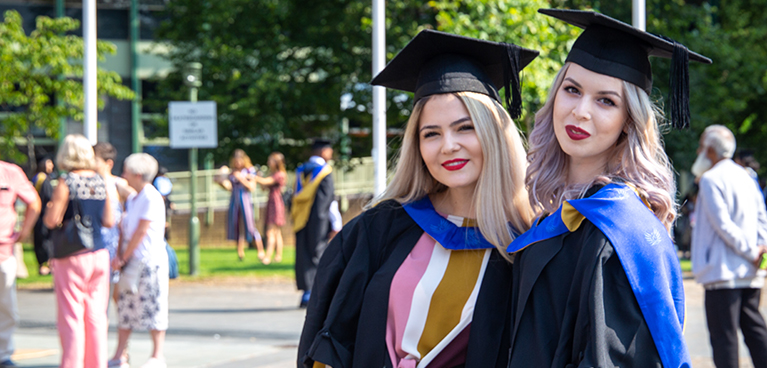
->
[229, 149, 253, 170]
[370, 91, 534, 253]
[526, 62, 677, 230]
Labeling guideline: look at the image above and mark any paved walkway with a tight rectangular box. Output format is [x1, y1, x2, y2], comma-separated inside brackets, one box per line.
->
[10, 276, 767, 367]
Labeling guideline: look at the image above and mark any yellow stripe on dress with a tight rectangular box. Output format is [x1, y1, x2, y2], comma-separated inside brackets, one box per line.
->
[417, 248, 486, 359]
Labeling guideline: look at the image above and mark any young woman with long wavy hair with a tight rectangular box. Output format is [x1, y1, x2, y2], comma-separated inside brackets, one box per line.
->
[506, 9, 711, 368]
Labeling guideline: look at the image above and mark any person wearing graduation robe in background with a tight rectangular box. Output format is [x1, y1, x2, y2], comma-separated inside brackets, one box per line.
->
[506, 9, 711, 368]
[31, 156, 55, 276]
[291, 139, 335, 308]
[298, 29, 538, 368]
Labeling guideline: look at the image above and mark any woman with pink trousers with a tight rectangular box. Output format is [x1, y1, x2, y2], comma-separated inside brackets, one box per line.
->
[44, 134, 115, 368]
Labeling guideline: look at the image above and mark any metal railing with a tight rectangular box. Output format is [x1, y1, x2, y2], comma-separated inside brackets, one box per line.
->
[167, 156, 378, 213]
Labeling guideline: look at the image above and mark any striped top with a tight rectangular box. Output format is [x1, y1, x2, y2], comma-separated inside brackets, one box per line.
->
[386, 215, 491, 368]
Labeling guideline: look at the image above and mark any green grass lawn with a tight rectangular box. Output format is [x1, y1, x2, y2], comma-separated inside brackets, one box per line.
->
[17, 243, 295, 288]
[679, 258, 692, 273]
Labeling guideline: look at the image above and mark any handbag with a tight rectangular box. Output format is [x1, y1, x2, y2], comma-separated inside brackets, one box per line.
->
[51, 176, 95, 259]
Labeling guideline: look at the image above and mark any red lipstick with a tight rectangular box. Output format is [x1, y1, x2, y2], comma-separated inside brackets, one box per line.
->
[442, 159, 468, 171]
[565, 125, 590, 141]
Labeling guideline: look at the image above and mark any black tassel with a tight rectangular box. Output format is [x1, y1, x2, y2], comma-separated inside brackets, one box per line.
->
[668, 39, 690, 129]
[503, 43, 522, 120]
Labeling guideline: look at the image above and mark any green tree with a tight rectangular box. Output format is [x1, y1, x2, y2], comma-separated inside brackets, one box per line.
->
[431, 0, 575, 131]
[0, 10, 135, 163]
[150, 0, 570, 168]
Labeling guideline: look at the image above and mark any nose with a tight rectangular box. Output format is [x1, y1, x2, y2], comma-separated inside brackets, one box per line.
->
[572, 98, 591, 121]
[441, 131, 461, 154]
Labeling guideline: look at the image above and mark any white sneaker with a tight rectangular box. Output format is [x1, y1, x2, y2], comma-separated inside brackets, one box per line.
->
[107, 356, 129, 368]
[140, 358, 166, 368]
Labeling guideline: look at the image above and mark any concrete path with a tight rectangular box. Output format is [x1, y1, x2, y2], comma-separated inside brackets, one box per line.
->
[10, 276, 767, 367]
[13, 279, 305, 368]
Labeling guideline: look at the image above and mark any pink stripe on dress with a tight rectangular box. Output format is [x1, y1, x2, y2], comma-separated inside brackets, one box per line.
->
[386, 233, 437, 367]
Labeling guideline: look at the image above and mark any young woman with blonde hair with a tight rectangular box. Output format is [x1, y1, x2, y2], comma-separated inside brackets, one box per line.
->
[505, 9, 711, 368]
[44, 134, 115, 368]
[298, 29, 538, 368]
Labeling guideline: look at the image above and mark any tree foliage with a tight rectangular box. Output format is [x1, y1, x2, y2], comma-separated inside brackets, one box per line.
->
[150, 0, 569, 168]
[0, 10, 135, 163]
[152, 0, 767, 181]
[431, 0, 575, 131]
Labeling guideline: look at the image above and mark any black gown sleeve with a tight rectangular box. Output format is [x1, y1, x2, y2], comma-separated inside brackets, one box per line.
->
[297, 214, 363, 368]
[575, 230, 662, 368]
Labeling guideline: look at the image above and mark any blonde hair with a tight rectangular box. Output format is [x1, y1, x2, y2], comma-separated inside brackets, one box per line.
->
[229, 149, 253, 170]
[370, 92, 534, 252]
[526, 62, 677, 230]
[56, 134, 95, 172]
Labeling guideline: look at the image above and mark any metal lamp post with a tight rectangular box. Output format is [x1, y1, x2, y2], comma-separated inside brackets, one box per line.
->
[183, 62, 202, 275]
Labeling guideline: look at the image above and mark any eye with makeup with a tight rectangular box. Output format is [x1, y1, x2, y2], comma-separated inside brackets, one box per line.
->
[457, 123, 475, 132]
[598, 97, 617, 107]
[563, 85, 580, 95]
[421, 129, 440, 139]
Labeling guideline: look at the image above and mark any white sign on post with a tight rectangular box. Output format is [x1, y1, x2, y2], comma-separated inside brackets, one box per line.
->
[169, 101, 218, 148]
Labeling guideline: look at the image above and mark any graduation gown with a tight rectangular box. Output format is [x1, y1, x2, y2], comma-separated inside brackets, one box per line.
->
[32, 172, 53, 264]
[293, 162, 335, 291]
[507, 184, 689, 368]
[298, 201, 513, 368]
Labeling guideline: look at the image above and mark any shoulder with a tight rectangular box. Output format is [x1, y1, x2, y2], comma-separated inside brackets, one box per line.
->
[0, 161, 23, 175]
[144, 185, 164, 201]
[359, 200, 406, 221]
[342, 200, 416, 239]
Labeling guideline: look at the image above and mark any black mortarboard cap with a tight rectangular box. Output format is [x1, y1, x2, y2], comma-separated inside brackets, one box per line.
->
[370, 29, 539, 119]
[311, 138, 333, 151]
[539, 9, 712, 129]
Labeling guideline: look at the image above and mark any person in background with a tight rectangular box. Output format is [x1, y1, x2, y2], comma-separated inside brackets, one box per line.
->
[152, 166, 174, 242]
[255, 152, 287, 265]
[691, 125, 767, 368]
[327, 199, 342, 240]
[734, 149, 762, 195]
[0, 160, 41, 368]
[109, 153, 168, 368]
[291, 139, 335, 308]
[43, 134, 115, 368]
[214, 149, 264, 261]
[93, 142, 133, 265]
[31, 156, 54, 276]
[93, 142, 135, 368]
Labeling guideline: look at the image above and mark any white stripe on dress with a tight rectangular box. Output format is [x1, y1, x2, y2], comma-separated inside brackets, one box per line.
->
[399, 239, 452, 361]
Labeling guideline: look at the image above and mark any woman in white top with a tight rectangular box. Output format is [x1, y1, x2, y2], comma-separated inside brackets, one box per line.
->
[108, 153, 168, 368]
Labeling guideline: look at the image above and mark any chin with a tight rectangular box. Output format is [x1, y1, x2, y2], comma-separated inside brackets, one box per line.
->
[441, 178, 479, 191]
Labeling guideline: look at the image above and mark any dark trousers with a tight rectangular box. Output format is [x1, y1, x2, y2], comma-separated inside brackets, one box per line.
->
[705, 288, 767, 368]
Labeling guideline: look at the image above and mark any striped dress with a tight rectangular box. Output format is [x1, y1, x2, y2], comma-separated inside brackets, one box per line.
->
[386, 215, 490, 368]
[226, 167, 262, 242]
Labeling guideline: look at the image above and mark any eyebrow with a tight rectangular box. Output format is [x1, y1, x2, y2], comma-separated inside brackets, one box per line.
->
[420, 116, 472, 132]
[564, 77, 623, 99]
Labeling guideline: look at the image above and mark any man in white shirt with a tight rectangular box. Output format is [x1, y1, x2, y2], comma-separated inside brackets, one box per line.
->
[691, 124, 767, 368]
